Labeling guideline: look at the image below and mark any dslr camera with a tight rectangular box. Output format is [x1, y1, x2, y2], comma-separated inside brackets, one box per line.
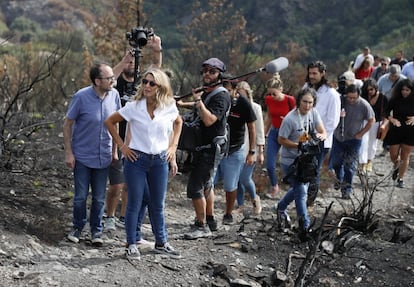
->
[126, 26, 154, 48]
[298, 134, 321, 156]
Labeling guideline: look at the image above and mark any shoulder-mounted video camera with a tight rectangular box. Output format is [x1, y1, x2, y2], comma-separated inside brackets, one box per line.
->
[126, 26, 154, 48]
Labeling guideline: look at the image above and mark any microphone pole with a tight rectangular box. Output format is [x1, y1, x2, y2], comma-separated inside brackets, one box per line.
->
[174, 57, 289, 101]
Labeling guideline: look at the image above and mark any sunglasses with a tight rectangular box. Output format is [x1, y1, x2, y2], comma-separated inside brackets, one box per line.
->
[201, 67, 219, 75]
[142, 79, 158, 87]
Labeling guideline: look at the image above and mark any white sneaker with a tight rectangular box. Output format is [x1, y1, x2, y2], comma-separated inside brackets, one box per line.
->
[104, 217, 116, 231]
[252, 195, 262, 215]
[126, 244, 141, 260]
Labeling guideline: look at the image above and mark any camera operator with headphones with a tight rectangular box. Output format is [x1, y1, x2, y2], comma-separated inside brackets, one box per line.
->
[273, 88, 326, 241]
[182, 58, 231, 240]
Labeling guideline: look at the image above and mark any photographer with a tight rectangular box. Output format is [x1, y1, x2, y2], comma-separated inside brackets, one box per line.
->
[273, 88, 326, 240]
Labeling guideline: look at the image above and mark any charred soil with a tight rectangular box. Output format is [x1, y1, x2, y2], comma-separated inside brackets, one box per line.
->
[0, 113, 413, 287]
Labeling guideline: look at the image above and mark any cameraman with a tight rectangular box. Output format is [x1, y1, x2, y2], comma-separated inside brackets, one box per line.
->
[274, 88, 326, 240]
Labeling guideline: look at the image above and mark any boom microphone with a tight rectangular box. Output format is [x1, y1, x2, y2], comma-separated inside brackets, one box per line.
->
[174, 57, 289, 100]
[262, 57, 289, 74]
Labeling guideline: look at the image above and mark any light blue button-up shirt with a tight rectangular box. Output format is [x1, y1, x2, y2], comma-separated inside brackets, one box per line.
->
[66, 85, 121, 168]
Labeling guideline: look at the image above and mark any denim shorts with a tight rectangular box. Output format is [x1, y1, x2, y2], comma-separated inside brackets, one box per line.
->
[108, 158, 125, 185]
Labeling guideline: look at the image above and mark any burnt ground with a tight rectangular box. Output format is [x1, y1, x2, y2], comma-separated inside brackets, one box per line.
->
[0, 112, 413, 287]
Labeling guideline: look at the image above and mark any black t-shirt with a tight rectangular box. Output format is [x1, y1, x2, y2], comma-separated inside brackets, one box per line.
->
[115, 76, 136, 140]
[227, 96, 257, 153]
[200, 89, 231, 145]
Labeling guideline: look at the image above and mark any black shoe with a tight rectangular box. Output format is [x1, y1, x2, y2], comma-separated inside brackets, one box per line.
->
[298, 216, 310, 242]
[206, 215, 218, 231]
[184, 221, 212, 240]
[392, 166, 399, 181]
[222, 214, 234, 225]
[153, 242, 182, 259]
[276, 210, 291, 230]
[396, 179, 405, 188]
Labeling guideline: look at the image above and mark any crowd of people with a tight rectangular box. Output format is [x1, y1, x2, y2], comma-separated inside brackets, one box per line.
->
[63, 36, 414, 259]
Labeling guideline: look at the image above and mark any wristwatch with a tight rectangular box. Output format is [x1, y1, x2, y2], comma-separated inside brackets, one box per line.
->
[248, 150, 256, 155]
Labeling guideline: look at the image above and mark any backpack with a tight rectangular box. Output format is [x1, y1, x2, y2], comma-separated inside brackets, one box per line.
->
[178, 87, 229, 153]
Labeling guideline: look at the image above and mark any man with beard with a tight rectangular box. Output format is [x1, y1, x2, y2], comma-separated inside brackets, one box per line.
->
[103, 34, 162, 240]
[64, 63, 121, 245]
[180, 58, 231, 239]
[303, 61, 341, 206]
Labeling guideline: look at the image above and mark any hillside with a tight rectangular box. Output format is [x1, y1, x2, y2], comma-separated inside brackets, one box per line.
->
[1, 0, 413, 65]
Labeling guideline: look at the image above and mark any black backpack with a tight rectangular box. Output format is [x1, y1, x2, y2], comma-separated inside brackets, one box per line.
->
[178, 87, 229, 153]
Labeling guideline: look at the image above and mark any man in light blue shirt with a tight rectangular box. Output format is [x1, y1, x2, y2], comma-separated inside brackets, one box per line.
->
[401, 56, 414, 80]
[378, 64, 407, 100]
[63, 62, 121, 246]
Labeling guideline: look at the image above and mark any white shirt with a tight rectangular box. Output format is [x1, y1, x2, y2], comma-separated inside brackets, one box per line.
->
[353, 53, 374, 70]
[243, 101, 265, 156]
[119, 98, 179, 154]
[313, 85, 341, 148]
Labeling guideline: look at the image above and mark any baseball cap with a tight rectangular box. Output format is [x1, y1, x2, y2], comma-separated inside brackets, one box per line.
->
[202, 58, 226, 72]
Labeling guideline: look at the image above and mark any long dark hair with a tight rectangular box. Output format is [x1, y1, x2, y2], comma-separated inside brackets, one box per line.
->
[361, 78, 378, 101]
[391, 79, 414, 101]
[305, 61, 328, 90]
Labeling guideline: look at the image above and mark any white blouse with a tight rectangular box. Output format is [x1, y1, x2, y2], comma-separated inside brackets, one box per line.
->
[119, 98, 179, 155]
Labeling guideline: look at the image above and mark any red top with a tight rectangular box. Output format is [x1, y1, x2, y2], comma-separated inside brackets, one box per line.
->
[355, 66, 374, 80]
[265, 94, 295, 128]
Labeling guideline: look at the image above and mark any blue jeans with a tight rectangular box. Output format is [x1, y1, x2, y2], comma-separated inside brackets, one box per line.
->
[124, 150, 168, 246]
[266, 127, 281, 187]
[136, 184, 151, 241]
[73, 161, 109, 235]
[277, 163, 310, 229]
[237, 163, 256, 206]
[214, 146, 245, 191]
[330, 138, 362, 193]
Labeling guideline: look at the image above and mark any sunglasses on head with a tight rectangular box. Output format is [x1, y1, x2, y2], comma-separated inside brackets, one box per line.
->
[142, 78, 158, 87]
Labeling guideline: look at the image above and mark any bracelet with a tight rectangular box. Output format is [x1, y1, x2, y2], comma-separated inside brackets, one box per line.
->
[194, 99, 201, 102]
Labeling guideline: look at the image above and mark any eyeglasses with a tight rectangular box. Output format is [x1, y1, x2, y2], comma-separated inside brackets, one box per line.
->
[201, 67, 219, 75]
[142, 78, 158, 87]
[381, 63, 387, 66]
[99, 76, 116, 82]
